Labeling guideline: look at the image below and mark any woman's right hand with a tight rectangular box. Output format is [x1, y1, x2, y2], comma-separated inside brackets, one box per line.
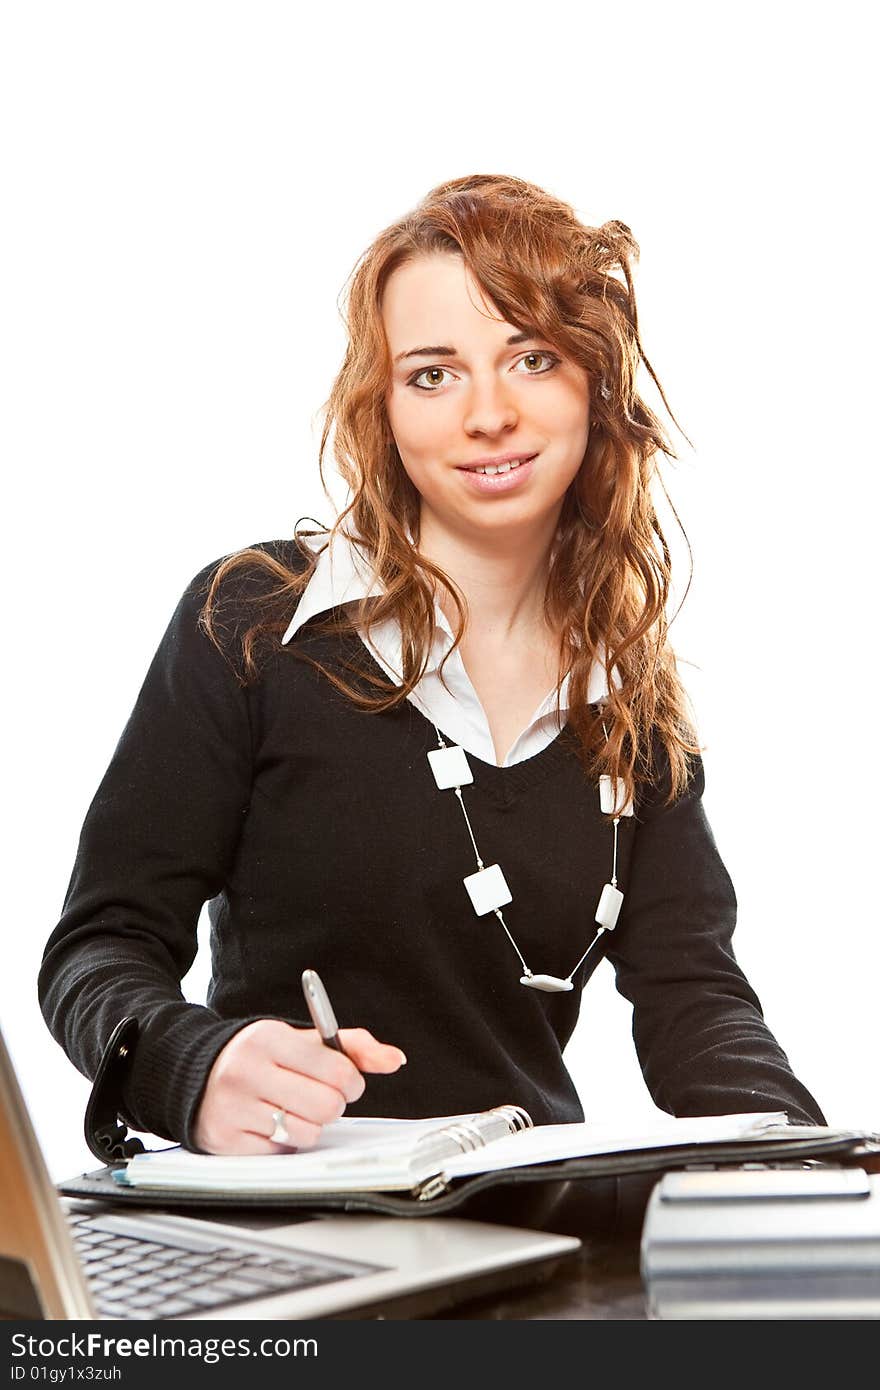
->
[192, 1019, 407, 1154]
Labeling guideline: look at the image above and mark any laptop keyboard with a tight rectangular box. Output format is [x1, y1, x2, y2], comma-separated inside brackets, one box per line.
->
[67, 1210, 381, 1320]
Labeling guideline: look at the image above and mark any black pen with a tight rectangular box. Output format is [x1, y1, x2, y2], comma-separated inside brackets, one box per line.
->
[301, 969, 349, 1056]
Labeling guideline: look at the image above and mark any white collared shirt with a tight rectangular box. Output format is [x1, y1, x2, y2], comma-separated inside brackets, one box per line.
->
[281, 528, 612, 768]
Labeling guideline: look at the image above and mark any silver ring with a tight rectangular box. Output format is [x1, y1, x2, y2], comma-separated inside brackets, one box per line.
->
[269, 1109, 291, 1145]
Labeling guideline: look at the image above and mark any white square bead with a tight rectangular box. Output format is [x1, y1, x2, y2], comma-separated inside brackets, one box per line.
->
[595, 882, 624, 930]
[463, 863, 512, 916]
[599, 775, 633, 817]
[427, 744, 474, 789]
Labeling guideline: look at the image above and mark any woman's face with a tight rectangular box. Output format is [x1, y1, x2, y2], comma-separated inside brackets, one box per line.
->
[382, 253, 591, 545]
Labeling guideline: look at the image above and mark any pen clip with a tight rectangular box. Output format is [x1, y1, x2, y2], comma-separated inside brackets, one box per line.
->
[301, 968, 340, 1040]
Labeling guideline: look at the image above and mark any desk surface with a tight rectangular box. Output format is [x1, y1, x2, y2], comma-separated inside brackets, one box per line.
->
[427, 1172, 655, 1320]
[445, 1238, 646, 1320]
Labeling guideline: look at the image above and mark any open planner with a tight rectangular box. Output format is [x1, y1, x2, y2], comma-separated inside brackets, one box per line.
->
[58, 1105, 880, 1216]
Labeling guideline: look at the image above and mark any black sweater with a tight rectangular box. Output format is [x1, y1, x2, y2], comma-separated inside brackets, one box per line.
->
[38, 540, 826, 1149]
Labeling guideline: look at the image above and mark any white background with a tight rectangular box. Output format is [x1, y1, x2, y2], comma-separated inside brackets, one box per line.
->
[2, 2, 876, 1183]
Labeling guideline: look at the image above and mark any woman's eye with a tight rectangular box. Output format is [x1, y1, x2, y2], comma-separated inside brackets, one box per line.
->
[514, 351, 559, 375]
[407, 352, 560, 392]
[409, 367, 452, 391]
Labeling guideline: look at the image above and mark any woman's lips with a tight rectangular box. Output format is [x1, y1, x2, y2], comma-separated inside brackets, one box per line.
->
[456, 453, 537, 493]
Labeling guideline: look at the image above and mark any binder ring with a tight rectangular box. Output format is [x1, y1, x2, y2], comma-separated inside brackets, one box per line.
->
[492, 1104, 533, 1132]
[442, 1123, 476, 1153]
[448, 1120, 485, 1152]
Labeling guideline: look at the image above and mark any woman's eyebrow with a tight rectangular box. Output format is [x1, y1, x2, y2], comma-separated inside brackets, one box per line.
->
[393, 330, 538, 364]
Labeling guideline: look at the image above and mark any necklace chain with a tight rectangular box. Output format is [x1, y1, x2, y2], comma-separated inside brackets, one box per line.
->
[431, 725, 627, 992]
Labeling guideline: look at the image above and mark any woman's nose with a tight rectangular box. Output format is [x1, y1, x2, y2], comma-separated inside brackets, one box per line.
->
[461, 374, 519, 436]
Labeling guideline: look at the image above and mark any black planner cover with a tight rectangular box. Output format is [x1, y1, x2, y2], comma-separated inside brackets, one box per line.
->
[58, 1131, 879, 1219]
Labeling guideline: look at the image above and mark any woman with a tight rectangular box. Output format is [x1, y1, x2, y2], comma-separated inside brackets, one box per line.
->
[39, 173, 826, 1158]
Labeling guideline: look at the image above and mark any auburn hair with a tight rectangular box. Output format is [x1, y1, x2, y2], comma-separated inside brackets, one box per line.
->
[201, 172, 701, 814]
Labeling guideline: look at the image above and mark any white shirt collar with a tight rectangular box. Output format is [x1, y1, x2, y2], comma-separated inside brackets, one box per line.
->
[281, 528, 384, 645]
[280, 526, 613, 708]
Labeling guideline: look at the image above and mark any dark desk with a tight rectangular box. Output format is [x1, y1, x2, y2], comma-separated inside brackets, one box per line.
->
[446, 1238, 646, 1320]
[428, 1173, 655, 1320]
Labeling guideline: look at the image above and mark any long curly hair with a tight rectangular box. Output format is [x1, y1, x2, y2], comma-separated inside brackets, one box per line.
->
[202, 172, 701, 813]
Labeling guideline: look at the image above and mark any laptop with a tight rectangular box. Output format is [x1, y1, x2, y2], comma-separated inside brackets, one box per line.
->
[0, 1026, 580, 1320]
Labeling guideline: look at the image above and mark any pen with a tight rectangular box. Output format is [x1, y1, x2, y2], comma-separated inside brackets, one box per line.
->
[301, 969, 350, 1057]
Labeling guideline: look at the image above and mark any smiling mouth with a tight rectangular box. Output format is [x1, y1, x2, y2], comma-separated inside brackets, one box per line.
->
[459, 454, 537, 476]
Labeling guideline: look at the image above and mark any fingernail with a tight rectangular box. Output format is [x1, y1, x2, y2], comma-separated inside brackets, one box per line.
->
[399, 1052, 407, 1065]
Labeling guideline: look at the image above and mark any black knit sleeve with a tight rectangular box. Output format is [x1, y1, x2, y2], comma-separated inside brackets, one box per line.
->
[38, 544, 293, 1150]
[604, 744, 827, 1126]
